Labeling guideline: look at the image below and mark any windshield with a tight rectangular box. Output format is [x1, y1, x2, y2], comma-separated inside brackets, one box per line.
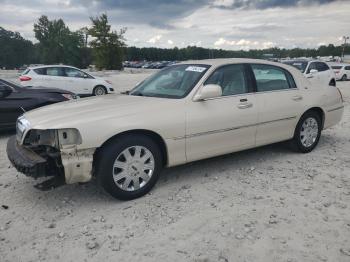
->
[331, 66, 342, 69]
[129, 64, 210, 98]
[283, 61, 308, 73]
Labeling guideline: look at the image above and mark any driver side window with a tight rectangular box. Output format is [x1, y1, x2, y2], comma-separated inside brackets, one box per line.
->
[204, 64, 248, 96]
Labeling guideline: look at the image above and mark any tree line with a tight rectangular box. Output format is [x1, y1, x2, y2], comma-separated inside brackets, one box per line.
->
[1, 14, 349, 70]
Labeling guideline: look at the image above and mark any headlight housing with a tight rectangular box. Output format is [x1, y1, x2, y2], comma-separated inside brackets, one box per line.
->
[16, 116, 31, 142]
[61, 94, 78, 100]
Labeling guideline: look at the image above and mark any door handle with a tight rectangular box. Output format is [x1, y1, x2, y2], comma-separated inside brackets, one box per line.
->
[237, 102, 253, 109]
[292, 95, 303, 101]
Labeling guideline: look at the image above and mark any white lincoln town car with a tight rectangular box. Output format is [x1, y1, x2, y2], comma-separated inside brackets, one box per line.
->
[7, 59, 344, 200]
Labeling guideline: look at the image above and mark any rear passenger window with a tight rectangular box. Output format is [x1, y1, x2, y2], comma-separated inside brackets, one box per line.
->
[345, 66, 350, 70]
[34, 68, 46, 75]
[252, 64, 294, 92]
[204, 64, 248, 96]
[46, 67, 64, 76]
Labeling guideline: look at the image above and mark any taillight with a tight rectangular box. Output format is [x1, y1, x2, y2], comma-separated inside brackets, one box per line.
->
[337, 88, 344, 103]
[19, 76, 32, 81]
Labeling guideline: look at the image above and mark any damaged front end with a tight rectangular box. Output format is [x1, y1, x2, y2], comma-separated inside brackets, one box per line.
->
[7, 117, 95, 189]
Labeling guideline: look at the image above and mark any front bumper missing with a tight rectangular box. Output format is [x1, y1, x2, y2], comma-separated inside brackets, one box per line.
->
[6, 136, 94, 184]
[6, 136, 50, 178]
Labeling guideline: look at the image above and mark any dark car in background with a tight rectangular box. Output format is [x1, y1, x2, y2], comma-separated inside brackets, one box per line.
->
[0, 79, 77, 130]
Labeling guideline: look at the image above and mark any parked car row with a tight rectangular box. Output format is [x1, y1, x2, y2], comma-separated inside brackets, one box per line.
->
[6, 59, 344, 200]
[281, 59, 350, 85]
[20, 65, 115, 96]
[123, 61, 177, 69]
[282, 59, 337, 87]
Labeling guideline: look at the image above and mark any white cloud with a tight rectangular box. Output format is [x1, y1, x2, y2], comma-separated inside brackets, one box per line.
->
[148, 35, 162, 44]
[214, 38, 236, 46]
[214, 37, 276, 49]
[167, 39, 174, 45]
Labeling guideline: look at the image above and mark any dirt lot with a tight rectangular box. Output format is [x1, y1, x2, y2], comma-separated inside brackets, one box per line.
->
[1, 70, 350, 262]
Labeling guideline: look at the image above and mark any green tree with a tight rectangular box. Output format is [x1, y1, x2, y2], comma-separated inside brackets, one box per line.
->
[89, 14, 126, 70]
[34, 15, 86, 67]
[0, 27, 36, 69]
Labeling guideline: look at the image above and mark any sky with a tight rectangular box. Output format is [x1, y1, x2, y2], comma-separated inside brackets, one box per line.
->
[0, 0, 349, 50]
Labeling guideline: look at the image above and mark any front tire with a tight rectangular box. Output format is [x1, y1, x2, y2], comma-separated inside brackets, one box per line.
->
[96, 135, 163, 200]
[342, 74, 348, 81]
[93, 86, 107, 96]
[290, 111, 322, 153]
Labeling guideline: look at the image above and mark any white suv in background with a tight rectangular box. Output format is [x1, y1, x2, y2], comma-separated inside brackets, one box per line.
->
[283, 60, 336, 87]
[20, 65, 114, 96]
[330, 64, 350, 81]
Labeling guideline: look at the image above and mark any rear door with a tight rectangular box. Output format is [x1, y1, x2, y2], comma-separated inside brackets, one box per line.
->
[186, 64, 258, 162]
[45, 67, 66, 90]
[251, 64, 304, 146]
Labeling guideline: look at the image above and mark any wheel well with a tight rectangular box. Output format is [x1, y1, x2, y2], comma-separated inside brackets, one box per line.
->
[329, 78, 336, 86]
[96, 129, 168, 166]
[302, 107, 325, 129]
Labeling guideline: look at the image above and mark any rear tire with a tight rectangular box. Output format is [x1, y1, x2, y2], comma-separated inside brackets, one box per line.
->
[96, 135, 163, 200]
[290, 111, 322, 153]
[342, 74, 348, 81]
[93, 86, 107, 96]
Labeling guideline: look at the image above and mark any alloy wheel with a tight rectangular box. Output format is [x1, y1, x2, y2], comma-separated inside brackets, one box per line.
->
[95, 87, 106, 96]
[300, 117, 319, 148]
[112, 146, 155, 192]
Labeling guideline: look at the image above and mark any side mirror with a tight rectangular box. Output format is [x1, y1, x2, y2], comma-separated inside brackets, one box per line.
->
[193, 84, 222, 101]
[83, 74, 88, 78]
[0, 86, 12, 98]
[310, 69, 318, 74]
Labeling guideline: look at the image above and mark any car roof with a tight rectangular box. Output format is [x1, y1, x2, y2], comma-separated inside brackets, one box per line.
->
[179, 58, 282, 66]
[28, 65, 79, 70]
[329, 63, 348, 67]
[283, 60, 310, 63]
[178, 58, 302, 72]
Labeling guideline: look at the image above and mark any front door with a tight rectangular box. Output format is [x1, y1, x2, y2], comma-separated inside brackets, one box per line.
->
[186, 64, 258, 162]
[64, 67, 90, 95]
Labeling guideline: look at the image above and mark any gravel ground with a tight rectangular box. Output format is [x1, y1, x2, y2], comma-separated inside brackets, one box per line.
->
[0, 70, 350, 262]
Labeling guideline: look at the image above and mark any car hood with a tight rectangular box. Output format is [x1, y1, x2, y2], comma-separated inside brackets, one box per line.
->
[24, 94, 179, 129]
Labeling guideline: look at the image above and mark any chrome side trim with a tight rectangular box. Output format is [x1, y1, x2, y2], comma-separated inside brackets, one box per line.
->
[173, 116, 297, 140]
[327, 106, 344, 113]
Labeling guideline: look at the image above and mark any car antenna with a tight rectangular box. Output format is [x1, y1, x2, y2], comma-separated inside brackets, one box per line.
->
[20, 107, 26, 113]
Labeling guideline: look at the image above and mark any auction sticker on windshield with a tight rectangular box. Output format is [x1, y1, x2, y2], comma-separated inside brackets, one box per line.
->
[185, 66, 207, 73]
